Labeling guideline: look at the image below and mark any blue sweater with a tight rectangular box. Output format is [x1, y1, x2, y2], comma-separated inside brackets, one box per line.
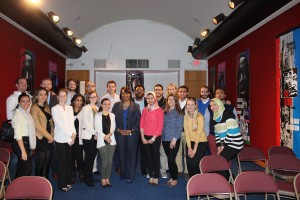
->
[162, 109, 184, 141]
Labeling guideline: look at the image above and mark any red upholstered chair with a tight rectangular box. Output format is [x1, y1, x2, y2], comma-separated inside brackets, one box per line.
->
[234, 171, 280, 200]
[0, 161, 6, 199]
[0, 148, 11, 183]
[200, 155, 234, 183]
[4, 176, 53, 200]
[268, 147, 298, 180]
[294, 173, 300, 200]
[186, 173, 232, 200]
[237, 147, 266, 174]
[267, 154, 300, 199]
[268, 146, 295, 157]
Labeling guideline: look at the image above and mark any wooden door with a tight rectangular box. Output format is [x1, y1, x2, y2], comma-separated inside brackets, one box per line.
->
[185, 71, 206, 99]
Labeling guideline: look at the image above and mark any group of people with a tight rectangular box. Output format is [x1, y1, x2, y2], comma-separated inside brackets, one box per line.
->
[6, 76, 244, 192]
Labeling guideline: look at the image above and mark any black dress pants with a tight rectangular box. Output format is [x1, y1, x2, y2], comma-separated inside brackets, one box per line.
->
[82, 138, 97, 184]
[56, 142, 72, 189]
[186, 141, 208, 178]
[163, 139, 181, 180]
[11, 137, 32, 178]
[144, 135, 161, 179]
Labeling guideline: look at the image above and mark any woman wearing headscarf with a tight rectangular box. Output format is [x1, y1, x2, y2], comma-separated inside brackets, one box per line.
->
[140, 91, 164, 185]
[184, 97, 208, 178]
[112, 86, 141, 184]
[12, 93, 36, 178]
[210, 98, 243, 179]
[30, 87, 54, 179]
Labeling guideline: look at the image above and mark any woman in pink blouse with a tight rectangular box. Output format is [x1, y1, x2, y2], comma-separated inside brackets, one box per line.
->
[140, 92, 164, 185]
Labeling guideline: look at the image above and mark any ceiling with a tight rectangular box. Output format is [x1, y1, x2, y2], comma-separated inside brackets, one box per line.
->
[1, 0, 298, 59]
[38, 0, 233, 40]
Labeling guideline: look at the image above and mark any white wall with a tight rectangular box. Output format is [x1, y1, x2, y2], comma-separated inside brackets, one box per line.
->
[95, 70, 179, 97]
[67, 19, 207, 88]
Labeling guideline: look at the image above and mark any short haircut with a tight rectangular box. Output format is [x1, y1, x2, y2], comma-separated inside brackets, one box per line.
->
[119, 86, 133, 101]
[41, 78, 52, 83]
[178, 85, 189, 92]
[107, 80, 116, 87]
[200, 85, 210, 91]
[134, 84, 145, 91]
[154, 84, 163, 90]
[15, 77, 27, 84]
[66, 79, 76, 87]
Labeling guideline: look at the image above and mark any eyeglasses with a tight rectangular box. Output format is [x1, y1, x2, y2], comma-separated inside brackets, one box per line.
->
[89, 96, 97, 99]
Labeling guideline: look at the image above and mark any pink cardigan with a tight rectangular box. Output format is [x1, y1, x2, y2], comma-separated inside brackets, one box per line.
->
[140, 107, 164, 137]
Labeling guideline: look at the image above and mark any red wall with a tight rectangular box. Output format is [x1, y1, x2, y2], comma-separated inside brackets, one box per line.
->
[0, 18, 66, 123]
[208, 3, 300, 155]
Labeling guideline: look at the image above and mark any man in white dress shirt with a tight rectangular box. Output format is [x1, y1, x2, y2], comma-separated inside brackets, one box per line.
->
[101, 80, 120, 111]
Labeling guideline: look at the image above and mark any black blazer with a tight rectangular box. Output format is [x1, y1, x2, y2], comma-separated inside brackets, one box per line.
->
[48, 91, 58, 110]
[112, 101, 141, 133]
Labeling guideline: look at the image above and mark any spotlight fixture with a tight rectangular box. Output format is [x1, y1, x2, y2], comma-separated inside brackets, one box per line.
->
[228, 0, 243, 9]
[47, 11, 59, 23]
[200, 29, 211, 37]
[193, 38, 201, 47]
[81, 46, 88, 53]
[213, 13, 226, 25]
[62, 27, 73, 37]
[187, 46, 193, 55]
[73, 37, 81, 45]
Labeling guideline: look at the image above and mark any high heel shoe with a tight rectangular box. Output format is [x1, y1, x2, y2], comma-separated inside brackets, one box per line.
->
[59, 188, 68, 192]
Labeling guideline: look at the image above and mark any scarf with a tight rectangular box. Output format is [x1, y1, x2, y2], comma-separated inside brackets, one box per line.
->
[19, 108, 36, 150]
[146, 91, 159, 111]
[211, 98, 225, 121]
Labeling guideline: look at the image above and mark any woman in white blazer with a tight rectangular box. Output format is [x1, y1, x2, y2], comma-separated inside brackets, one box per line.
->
[81, 91, 99, 187]
[70, 93, 85, 183]
[95, 98, 116, 187]
[12, 93, 36, 178]
[52, 88, 76, 192]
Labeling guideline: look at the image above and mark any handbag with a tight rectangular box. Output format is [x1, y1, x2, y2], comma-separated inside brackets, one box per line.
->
[0, 120, 15, 142]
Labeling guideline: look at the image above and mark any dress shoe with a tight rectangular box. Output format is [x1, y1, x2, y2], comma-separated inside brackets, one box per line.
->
[126, 180, 132, 184]
[93, 171, 101, 175]
[106, 183, 112, 187]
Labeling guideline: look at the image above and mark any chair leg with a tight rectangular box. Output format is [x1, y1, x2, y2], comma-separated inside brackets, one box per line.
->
[7, 170, 11, 183]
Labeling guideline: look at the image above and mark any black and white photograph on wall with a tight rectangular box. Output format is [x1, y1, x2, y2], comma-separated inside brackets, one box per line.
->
[236, 50, 250, 143]
[280, 98, 293, 148]
[20, 48, 35, 95]
[49, 61, 58, 93]
[217, 61, 226, 90]
[126, 72, 144, 95]
[209, 66, 216, 94]
[281, 68, 298, 98]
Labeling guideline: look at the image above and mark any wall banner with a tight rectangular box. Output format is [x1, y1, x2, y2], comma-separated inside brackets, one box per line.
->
[236, 50, 250, 144]
[277, 27, 300, 158]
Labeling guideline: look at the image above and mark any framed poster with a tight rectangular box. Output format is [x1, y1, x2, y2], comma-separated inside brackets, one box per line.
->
[20, 48, 35, 95]
[49, 61, 58, 93]
[209, 66, 216, 93]
[277, 27, 300, 157]
[126, 72, 144, 95]
[236, 50, 250, 143]
[217, 61, 226, 90]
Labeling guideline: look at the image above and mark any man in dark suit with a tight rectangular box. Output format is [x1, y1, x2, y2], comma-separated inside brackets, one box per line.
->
[40, 78, 58, 110]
